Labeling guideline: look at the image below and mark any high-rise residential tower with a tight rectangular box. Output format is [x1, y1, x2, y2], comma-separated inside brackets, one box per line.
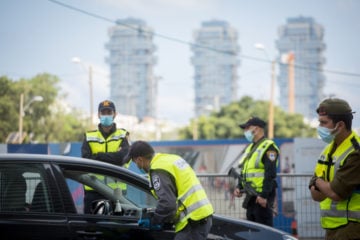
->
[105, 18, 157, 120]
[276, 16, 326, 120]
[191, 20, 240, 117]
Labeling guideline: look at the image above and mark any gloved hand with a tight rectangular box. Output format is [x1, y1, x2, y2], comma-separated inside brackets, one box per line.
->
[150, 224, 162, 231]
[138, 218, 150, 228]
[138, 218, 162, 230]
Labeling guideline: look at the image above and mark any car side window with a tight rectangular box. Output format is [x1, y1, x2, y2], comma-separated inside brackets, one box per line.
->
[0, 163, 55, 213]
[61, 168, 157, 216]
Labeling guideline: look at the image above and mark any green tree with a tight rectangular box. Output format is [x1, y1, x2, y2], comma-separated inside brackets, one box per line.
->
[179, 96, 317, 140]
[38, 101, 88, 143]
[0, 76, 19, 142]
[12, 74, 59, 142]
[0, 74, 88, 143]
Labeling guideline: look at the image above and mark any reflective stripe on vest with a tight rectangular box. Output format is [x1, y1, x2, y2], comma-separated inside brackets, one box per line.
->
[85, 129, 127, 191]
[244, 172, 265, 178]
[239, 139, 278, 192]
[150, 154, 214, 232]
[316, 131, 360, 229]
[179, 197, 212, 220]
[87, 129, 126, 154]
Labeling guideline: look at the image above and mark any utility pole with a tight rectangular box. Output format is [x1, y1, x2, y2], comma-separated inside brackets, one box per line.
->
[268, 60, 276, 139]
[72, 57, 94, 129]
[288, 52, 295, 113]
[18, 93, 24, 143]
[89, 65, 94, 128]
[193, 118, 198, 140]
[254, 43, 276, 139]
[17, 94, 43, 144]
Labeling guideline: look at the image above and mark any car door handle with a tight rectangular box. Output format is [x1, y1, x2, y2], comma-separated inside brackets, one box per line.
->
[76, 230, 103, 240]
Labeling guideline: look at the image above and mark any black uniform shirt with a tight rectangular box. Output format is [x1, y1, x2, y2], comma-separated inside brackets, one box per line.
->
[260, 143, 279, 199]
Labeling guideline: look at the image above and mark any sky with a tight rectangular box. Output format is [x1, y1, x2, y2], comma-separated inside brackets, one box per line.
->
[1, 0, 360, 127]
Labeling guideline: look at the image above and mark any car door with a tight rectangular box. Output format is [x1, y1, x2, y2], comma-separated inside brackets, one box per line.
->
[53, 162, 175, 240]
[0, 161, 71, 240]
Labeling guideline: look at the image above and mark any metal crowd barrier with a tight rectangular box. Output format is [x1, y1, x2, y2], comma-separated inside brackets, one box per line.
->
[197, 173, 325, 240]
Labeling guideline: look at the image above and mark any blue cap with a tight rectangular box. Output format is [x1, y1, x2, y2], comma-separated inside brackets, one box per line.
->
[98, 100, 115, 112]
[239, 117, 266, 129]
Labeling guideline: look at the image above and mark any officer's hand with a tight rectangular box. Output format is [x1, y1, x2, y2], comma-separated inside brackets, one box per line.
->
[308, 176, 317, 190]
[150, 224, 162, 231]
[233, 188, 243, 198]
[308, 175, 322, 191]
[256, 196, 267, 208]
[138, 218, 162, 231]
[138, 218, 150, 228]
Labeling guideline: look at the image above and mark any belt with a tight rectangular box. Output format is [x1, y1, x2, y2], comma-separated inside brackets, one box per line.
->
[188, 215, 212, 226]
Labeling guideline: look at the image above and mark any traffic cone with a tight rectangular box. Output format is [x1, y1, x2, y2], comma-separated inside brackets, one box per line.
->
[291, 220, 298, 238]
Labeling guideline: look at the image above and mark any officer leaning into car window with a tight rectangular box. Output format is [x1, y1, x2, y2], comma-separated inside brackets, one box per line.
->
[81, 100, 130, 214]
[233, 116, 279, 227]
[124, 140, 214, 240]
[309, 98, 360, 240]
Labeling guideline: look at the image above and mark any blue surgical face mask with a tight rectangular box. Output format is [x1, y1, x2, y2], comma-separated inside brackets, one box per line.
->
[317, 125, 337, 143]
[244, 129, 254, 142]
[100, 115, 114, 127]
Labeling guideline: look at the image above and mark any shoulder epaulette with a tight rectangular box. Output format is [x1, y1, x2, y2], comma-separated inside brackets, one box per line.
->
[351, 136, 360, 151]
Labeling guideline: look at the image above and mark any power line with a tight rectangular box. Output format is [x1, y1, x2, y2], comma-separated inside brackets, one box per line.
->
[277, 62, 360, 78]
[48, 0, 360, 79]
[47, 0, 237, 55]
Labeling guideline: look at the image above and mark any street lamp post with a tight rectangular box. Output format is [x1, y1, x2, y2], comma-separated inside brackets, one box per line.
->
[255, 43, 275, 139]
[72, 57, 94, 128]
[18, 93, 43, 143]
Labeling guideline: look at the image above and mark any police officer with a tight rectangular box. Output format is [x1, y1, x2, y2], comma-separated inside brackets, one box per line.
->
[309, 98, 360, 240]
[125, 140, 214, 240]
[81, 100, 130, 213]
[233, 116, 279, 227]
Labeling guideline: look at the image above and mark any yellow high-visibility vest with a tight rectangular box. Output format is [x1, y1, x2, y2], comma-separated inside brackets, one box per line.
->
[150, 153, 214, 232]
[314, 131, 360, 229]
[85, 128, 128, 191]
[239, 139, 279, 192]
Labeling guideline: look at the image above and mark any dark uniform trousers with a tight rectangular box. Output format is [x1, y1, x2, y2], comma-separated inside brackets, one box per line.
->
[246, 189, 275, 227]
[175, 215, 213, 240]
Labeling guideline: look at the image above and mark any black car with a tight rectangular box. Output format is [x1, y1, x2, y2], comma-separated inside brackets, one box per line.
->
[0, 154, 297, 240]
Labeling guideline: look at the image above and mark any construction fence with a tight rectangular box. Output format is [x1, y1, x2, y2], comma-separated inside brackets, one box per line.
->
[198, 173, 325, 240]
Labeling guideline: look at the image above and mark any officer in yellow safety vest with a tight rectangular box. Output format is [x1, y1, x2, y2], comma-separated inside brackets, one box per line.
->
[233, 116, 279, 227]
[309, 98, 360, 240]
[81, 100, 130, 214]
[124, 140, 214, 240]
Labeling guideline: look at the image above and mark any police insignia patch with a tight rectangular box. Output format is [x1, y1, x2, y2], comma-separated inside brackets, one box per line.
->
[152, 175, 161, 191]
[267, 151, 277, 161]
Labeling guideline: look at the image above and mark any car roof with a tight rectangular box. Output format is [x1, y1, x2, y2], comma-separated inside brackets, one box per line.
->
[0, 153, 123, 168]
[0, 153, 100, 164]
[0, 153, 148, 184]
